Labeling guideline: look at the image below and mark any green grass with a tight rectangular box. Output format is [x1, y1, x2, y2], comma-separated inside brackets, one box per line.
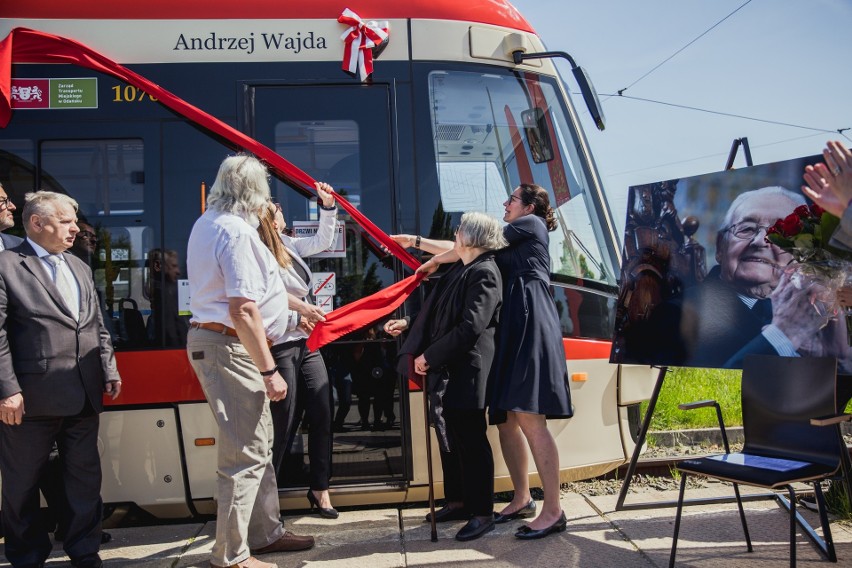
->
[642, 367, 744, 431]
[641, 366, 852, 431]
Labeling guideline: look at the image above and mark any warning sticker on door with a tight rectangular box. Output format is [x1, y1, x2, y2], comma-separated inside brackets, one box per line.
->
[311, 272, 336, 296]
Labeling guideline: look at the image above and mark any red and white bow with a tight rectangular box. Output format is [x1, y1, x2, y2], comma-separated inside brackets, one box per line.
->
[338, 8, 389, 81]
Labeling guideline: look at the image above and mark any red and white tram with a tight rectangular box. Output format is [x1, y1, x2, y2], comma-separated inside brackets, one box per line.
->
[0, 0, 654, 518]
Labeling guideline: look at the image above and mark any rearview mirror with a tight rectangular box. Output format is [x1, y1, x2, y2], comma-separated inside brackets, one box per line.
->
[521, 108, 554, 164]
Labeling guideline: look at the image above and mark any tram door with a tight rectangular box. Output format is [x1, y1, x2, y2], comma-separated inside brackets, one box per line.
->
[250, 84, 407, 488]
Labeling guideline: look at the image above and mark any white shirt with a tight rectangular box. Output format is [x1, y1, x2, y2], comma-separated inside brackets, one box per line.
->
[27, 237, 81, 314]
[187, 209, 291, 345]
[277, 206, 338, 342]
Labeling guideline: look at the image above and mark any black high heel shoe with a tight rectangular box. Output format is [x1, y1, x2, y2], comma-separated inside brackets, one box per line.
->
[307, 490, 339, 519]
[515, 511, 567, 540]
[493, 499, 536, 524]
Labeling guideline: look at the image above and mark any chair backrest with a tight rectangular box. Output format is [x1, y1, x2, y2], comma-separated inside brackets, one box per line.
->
[742, 354, 839, 468]
[119, 297, 147, 348]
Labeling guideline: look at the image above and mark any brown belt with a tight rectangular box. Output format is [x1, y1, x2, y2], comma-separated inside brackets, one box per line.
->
[190, 322, 272, 347]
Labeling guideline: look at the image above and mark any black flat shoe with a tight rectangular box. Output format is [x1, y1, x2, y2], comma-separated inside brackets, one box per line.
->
[425, 505, 471, 523]
[455, 516, 495, 541]
[515, 511, 567, 540]
[307, 490, 339, 519]
[493, 499, 536, 524]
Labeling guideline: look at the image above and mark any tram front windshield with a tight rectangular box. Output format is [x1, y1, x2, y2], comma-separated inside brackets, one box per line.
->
[427, 70, 616, 286]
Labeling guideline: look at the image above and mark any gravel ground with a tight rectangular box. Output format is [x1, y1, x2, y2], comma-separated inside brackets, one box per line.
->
[559, 433, 852, 499]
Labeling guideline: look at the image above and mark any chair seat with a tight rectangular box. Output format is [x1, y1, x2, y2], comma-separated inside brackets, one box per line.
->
[678, 452, 838, 488]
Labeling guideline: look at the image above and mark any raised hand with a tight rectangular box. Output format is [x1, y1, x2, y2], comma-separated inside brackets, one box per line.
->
[315, 182, 336, 208]
[802, 141, 852, 217]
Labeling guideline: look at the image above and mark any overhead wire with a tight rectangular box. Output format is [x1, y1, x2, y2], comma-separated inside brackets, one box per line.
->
[598, 93, 849, 137]
[606, 0, 754, 100]
[607, 132, 830, 178]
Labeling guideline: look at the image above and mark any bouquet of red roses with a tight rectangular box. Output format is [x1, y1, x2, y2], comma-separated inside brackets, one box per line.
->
[765, 204, 852, 263]
[766, 203, 852, 340]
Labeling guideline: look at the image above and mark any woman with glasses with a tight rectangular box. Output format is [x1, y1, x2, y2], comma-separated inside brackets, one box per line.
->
[392, 183, 572, 539]
[256, 181, 340, 518]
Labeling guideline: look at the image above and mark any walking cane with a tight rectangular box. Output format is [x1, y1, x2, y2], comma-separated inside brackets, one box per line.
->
[421, 372, 438, 541]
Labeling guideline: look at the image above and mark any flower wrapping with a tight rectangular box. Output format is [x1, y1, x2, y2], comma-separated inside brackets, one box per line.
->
[766, 203, 852, 337]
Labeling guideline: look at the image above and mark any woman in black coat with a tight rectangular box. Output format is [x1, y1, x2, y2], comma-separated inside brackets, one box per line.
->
[384, 212, 505, 542]
[399, 184, 572, 540]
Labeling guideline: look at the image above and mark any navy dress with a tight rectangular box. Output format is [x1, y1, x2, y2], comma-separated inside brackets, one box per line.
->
[490, 215, 573, 422]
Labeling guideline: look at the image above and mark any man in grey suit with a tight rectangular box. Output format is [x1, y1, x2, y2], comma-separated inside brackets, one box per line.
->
[0, 182, 22, 251]
[0, 191, 121, 568]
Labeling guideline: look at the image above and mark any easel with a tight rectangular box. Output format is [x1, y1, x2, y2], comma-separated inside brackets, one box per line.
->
[617, 137, 755, 510]
[614, 138, 852, 558]
[725, 137, 753, 169]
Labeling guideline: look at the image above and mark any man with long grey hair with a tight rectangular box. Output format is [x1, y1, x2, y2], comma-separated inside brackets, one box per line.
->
[186, 155, 314, 568]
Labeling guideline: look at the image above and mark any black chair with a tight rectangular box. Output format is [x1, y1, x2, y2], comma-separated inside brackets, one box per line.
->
[118, 297, 147, 347]
[669, 354, 851, 567]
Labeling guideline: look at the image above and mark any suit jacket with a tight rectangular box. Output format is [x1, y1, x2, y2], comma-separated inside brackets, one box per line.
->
[0, 241, 119, 416]
[637, 266, 777, 369]
[0, 232, 22, 250]
[400, 254, 503, 410]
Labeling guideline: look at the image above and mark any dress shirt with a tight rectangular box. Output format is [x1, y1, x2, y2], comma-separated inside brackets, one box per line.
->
[187, 209, 290, 344]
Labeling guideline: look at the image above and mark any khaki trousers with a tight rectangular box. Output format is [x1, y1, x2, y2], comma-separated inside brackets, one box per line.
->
[187, 328, 285, 566]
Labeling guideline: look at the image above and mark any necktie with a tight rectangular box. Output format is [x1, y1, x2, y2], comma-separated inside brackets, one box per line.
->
[753, 298, 773, 325]
[46, 254, 79, 320]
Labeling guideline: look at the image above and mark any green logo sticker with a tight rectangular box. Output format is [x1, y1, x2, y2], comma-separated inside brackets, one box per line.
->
[50, 78, 98, 109]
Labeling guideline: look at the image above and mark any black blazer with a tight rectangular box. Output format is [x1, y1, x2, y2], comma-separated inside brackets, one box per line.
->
[401, 254, 502, 410]
[0, 240, 120, 416]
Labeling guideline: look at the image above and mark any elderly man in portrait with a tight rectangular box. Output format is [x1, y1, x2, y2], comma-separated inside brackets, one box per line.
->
[186, 154, 314, 568]
[678, 185, 852, 369]
[0, 191, 121, 568]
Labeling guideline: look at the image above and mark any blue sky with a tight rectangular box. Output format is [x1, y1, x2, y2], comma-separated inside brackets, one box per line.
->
[509, 0, 852, 223]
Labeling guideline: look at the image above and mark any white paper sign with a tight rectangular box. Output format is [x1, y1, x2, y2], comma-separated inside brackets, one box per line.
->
[178, 279, 191, 316]
[291, 221, 346, 258]
[311, 272, 336, 296]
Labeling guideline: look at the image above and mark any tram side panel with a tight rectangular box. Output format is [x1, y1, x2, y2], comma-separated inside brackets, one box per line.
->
[99, 407, 191, 518]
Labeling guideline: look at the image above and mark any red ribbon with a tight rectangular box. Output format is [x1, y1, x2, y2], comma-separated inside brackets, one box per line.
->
[306, 273, 426, 351]
[0, 27, 420, 350]
[338, 8, 389, 81]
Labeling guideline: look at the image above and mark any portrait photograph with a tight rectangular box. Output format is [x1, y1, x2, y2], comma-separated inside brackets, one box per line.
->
[609, 154, 852, 371]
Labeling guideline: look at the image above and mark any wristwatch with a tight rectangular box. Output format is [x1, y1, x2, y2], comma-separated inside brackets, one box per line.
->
[260, 367, 278, 378]
[414, 235, 421, 249]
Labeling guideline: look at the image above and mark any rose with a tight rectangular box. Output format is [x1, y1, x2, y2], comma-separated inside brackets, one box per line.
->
[794, 204, 810, 218]
[780, 213, 804, 237]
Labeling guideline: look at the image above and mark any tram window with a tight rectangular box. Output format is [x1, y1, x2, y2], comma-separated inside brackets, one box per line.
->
[427, 70, 617, 286]
[0, 140, 36, 235]
[274, 120, 360, 200]
[271, 118, 394, 302]
[88, 225, 156, 351]
[41, 139, 144, 215]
